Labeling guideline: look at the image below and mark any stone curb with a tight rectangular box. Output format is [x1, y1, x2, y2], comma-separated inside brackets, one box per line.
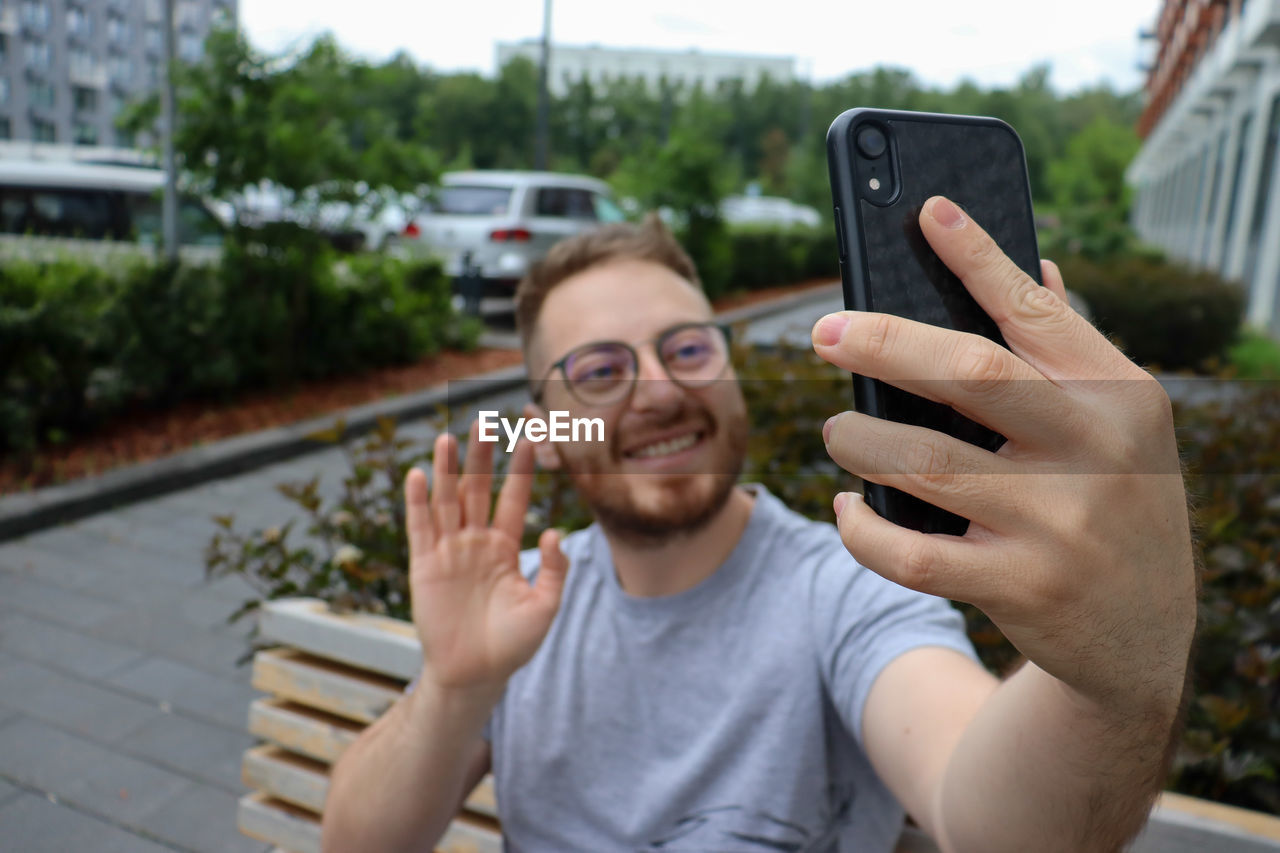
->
[0, 282, 839, 542]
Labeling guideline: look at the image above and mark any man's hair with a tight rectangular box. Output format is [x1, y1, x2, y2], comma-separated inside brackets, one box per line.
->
[514, 214, 701, 350]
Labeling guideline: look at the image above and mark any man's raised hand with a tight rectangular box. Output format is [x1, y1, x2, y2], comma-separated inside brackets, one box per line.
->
[405, 421, 569, 695]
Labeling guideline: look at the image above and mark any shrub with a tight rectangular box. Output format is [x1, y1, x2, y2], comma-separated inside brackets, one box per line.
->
[690, 224, 840, 297]
[0, 236, 463, 458]
[1057, 254, 1244, 372]
[206, 342, 1280, 812]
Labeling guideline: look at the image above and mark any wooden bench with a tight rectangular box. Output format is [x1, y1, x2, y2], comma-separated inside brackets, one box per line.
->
[238, 599, 1280, 853]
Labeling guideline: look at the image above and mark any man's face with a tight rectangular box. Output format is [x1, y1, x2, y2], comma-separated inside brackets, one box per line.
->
[529, 258, 749, 545]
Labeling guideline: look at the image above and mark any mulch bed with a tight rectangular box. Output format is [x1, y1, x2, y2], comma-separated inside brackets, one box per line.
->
[0, 279, 835, 493]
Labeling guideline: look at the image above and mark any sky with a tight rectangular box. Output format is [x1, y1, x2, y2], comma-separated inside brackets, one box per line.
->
[239, 0, 1161, 95]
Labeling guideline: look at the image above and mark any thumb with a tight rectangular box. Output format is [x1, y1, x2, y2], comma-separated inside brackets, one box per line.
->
[533, 528, 570, 607]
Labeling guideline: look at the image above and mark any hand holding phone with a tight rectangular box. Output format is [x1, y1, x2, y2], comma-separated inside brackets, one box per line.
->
[824, 108, 1042, 534]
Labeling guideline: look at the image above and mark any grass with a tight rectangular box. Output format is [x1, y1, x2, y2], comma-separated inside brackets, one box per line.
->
[1227, 328, 1280, 379]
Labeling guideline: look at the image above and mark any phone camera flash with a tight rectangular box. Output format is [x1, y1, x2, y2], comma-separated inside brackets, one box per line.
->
[868, 178, 882, 191]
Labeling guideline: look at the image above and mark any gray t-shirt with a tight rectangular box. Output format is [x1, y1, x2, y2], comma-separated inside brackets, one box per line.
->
[487, 484, 977, 852]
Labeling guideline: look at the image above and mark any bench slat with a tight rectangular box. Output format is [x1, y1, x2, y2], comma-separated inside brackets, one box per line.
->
[250, 698, 364, 764]
[259, 598, 422, 680]
[252, 648, 404, 724]
[243, 745, 330, 813]
[238, 792, 321, 853]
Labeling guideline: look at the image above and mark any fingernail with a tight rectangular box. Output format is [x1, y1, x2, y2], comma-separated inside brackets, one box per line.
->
[833, 492, 851, 517]
[814, 313, 850, 346]
[822, 416, 835, 444]
[929, 197, 966, 229]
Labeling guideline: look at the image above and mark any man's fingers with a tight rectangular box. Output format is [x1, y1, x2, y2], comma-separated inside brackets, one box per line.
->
[824, 410, 1022, 532]
[431, 433, 461, 535]
[833, 490, 988, 605]
[919, 196, 1126, 379]
[404, 467, 434, 557]
[492, 439, 535, 542]
[1040, 259, 1067, 301]
[812, 311, 1082, 448]
[533, 528, 570, 608]
[461, 420, 494, 529]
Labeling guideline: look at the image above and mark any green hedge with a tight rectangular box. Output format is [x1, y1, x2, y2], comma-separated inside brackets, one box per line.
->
[0, 229, 467, 457]
[1057, 254, 1244, 372]
[679, 223, 840, 299]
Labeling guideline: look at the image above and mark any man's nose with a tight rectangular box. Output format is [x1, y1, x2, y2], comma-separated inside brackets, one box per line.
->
[630, 347, 683, 411]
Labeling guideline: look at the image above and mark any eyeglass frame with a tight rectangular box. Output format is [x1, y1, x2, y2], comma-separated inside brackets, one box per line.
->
[530, 321, 734, 407]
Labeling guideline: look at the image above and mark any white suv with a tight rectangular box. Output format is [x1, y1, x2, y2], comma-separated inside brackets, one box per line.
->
[392, 170, 627, 298]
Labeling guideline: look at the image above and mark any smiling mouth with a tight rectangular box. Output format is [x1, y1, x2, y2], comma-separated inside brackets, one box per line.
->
[623, 430, 706, 460]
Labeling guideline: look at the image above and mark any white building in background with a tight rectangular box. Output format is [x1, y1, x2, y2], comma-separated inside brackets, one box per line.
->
[495, 41, 795, 97]
[1127, 0, 1280, 336]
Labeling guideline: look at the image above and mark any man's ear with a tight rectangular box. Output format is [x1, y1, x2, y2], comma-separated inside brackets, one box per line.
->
[523, 402, 561, 470]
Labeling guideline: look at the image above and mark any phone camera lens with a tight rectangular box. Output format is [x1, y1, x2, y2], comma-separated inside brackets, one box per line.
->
[856, 126, 887, 159]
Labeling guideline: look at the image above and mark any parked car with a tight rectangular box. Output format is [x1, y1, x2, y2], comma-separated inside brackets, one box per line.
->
[720, 194, 822, 228]
[389, 170, 628, 297]
[0, 158, 225, 262]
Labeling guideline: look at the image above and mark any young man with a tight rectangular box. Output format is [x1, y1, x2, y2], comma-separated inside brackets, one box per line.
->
[322, 198, 1198, 852]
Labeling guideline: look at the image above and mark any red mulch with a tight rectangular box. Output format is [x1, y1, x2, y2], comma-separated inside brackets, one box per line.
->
[0, 279, 836, 493]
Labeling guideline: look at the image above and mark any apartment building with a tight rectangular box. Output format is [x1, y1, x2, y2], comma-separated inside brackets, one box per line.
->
[1128, 0, 1280, 334]
[0, 0, 236, 147]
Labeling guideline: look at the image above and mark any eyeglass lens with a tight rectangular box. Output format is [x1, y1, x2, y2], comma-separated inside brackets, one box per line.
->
[560, 325, 727, 404]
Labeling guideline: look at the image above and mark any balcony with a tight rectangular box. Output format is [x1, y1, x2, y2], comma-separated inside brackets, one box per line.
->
[70, 60, 107, 89]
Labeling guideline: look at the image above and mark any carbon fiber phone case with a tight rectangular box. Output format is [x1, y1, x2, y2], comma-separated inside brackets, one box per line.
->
[826, 109, 1042, 535]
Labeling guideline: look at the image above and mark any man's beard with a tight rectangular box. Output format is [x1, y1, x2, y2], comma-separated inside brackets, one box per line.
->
[558, 401, 749, 549]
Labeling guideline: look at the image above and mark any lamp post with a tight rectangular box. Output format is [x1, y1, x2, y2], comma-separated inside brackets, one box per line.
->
[534, 0, 551, 170]
[161, 0, 178, 262]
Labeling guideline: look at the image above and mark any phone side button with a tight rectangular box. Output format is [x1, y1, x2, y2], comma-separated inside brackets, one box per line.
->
[833, 206, 848, 259]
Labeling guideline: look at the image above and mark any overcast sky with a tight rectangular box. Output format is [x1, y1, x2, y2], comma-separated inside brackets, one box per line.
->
[240, 0, 1160, 94]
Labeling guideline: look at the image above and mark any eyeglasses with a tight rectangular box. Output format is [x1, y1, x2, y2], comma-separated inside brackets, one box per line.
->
[532, 322, 732, 407]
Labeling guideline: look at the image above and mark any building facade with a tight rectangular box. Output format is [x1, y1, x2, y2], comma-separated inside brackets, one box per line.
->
[1128, 0, 1280, 335]
[0, 0, 235, 147]
[495, 41, 795, 97]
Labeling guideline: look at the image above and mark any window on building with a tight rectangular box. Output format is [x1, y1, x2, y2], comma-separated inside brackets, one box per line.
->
[1242, 94, 1280, 291]
[1220, 112, 1254, 272]
[108, 15, 130, 45]
[110, 55, 132, 85]
[179, 31, 202, 62]
[31, 118, 55, 142]
[73, 121, 97, 145]
[24, 39, 51, 73]
[0, 34, 7, 65]
[20, 0, 50, 31]
[145, 24, 162, 54]
[1200, 130, 1228, 264]
[66, 5, 91, 39]
[29, 81, 55, 109]
[70, 47, 94, 79]
[73, 86, 96, 112]
[0, 78, 8, 106]
[0, 117, 10, 140]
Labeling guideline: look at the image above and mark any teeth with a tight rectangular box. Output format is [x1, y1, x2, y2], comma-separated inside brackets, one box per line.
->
[631, 432, 699, 459]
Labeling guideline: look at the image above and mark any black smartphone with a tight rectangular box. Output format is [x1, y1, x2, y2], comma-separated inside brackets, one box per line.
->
[825, 108, 1042, 535]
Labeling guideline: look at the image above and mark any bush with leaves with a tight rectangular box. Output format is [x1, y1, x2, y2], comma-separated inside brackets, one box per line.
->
[206, 343, 1278, 811]
[0, 245, 469, 462]
[1057, 253, 1245, 373]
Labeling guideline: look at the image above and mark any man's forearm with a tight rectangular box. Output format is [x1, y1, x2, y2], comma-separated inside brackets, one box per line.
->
[321, 675, 498, 853]
[932, 659, 1190, 853]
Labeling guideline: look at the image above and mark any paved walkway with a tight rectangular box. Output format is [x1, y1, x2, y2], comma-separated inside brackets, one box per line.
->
[0, 295, 835, 852]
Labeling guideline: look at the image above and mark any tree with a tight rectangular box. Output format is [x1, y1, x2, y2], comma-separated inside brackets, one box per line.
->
[123, 28, 438, 226]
